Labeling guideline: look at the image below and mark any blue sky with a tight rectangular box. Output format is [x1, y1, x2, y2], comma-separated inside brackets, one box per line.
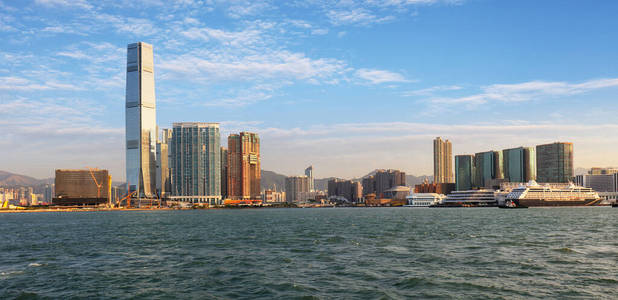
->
[1, 0, 618, 180]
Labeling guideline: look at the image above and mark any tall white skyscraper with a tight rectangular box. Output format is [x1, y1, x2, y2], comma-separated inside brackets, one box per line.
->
[126, 42, 157, 198]
[305, 165, 314, 192]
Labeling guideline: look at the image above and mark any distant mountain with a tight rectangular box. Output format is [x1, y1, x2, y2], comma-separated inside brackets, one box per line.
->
[261, 170, 286, 191]
[0, 171, 44, 186]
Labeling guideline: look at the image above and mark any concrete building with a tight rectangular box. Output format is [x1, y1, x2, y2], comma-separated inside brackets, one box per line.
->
[262, 189, 286, 203]
[54, 169, 111, 206]
[327, 179, 362, 202]
[156, 128, 172, 198]
[228, 132, 261, 200]
[433, 137, 454, 183]
[305, 166, 314, 192]
[285, 175, 309, 203]
[574, 174, 618, 192]
[455, 155, 475, 191]
[503, 147, 536, 183]
[170, 122, 221, 204]
[536, 142, 573, 183]
[125, 42, 157, 198]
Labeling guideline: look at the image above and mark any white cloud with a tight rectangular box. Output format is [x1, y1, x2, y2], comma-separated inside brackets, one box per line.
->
[35, 0, 93, 10]
[0, 76, 84, 91]
[403, 85, 462, 96]
[355, 68, 410, 84]
[159, 50, 347, 83]
[430, 78, 618, 104]
[227, 1, 273, 19]
[180, 27, 262, 46]
[253, 120, 618, 178]
[327, 8, 394, 26]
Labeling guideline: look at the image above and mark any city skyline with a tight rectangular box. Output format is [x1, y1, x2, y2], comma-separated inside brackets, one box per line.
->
[2, 1, 618, 180]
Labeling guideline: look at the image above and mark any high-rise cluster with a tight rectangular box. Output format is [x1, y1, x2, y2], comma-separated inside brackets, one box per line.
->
[454, 142, 573, 191]
[125, 42, 260, 205]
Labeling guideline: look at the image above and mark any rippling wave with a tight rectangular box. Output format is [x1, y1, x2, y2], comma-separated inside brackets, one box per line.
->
[0, 207, 616, 298]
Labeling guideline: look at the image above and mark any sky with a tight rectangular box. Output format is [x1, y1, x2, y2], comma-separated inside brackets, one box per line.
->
[1, 0, 618, 180]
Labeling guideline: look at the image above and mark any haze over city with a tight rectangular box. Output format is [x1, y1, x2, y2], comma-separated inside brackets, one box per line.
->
[1, 0, 618, 181]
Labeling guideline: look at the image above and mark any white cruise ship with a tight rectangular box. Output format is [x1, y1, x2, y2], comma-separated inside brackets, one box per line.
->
[504, 180, 601, 207]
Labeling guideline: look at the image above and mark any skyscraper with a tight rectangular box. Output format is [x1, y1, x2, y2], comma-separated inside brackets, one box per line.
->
[285, 175, 309, 203]
[228, 132, 261, 200]
[474, 150, 504, 188]
[305, 166, 314, 192]
[536, 142, 574, 183]
[455, 155, 475, 191]
[156, 128, 172, 198]
[125, 42, 157, 198]
[503, 146, 536, 183]
[433, 137, 453, 183]
[221, 146, 228, 199]
[170, 123, 221, 204]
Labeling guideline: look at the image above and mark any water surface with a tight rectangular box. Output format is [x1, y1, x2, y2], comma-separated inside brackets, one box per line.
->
[1, 207, 616, 299]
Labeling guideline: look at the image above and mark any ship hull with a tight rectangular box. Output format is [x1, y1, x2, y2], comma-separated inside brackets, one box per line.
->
[517, 198, 602, 207]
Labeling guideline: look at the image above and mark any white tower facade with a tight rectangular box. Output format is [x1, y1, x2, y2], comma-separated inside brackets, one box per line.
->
[125, 42, 157, 198]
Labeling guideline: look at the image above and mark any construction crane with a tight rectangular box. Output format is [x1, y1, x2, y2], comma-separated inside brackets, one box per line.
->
[118, 190, 136, 208]
[87, 167, 103, 199]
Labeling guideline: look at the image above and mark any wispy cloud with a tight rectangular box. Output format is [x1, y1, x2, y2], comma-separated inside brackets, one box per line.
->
[403, 85, 462, 96]
[35, 0, 93, 10]
[430, 78, 618, 104]
[0, 76, 84, 91]
[327, 8, 394, 26]
[355, 68, 410, 84]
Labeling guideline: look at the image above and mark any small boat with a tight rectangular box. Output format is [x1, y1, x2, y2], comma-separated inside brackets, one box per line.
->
[499, 200, 528, 209]
[612, 203, 618, 208]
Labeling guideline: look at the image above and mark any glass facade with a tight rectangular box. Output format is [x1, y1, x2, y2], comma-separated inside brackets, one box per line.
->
[504, 147, 537, 183]
[536, 142, 573, 183]
[126, 42, 157, 198]
[171, 123, 221, 199]
[455, 155, 475, 191]
[474, 150, 503, 188]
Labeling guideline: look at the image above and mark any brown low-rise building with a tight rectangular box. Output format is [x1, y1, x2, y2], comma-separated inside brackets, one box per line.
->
[54, 169, 111, 206]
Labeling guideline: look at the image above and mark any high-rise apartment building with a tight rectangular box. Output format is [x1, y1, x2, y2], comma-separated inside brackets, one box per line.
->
[327, 179, 362, 202]
[125, 42, 157, 198]
[363, 169, 405, 197]
[433, 137, 454, 183]
[536, 142, 573, 183]
[503, 147, 536, 183]
[228, 132, 261, 200]
[305, 166, 314, 192]
[170, 123, 221, 204]
[285, 175, 309, 203]
[455, 155, 475, 191]
[156, 128, 172, 198]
